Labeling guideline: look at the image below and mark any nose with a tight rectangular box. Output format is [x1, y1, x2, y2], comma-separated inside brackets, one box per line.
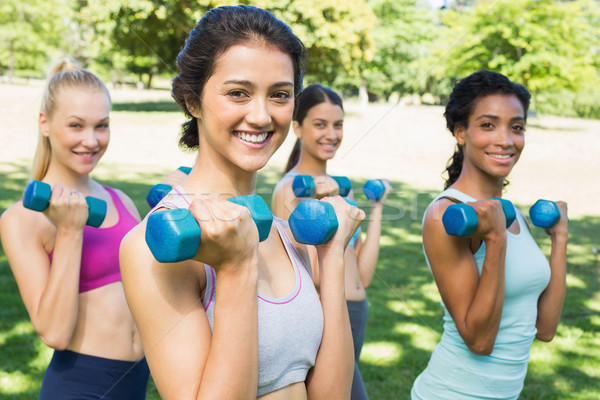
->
[325, 125, 339, 140]
[246, 99, 272, 128]
[497, 125, 514, 147]
[82, 127, 99, 148]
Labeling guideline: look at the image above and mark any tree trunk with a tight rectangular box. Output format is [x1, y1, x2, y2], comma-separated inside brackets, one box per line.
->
[359, 77, 368, 111]
[8, 41, 15, 84]
[146, 73, 153, 90]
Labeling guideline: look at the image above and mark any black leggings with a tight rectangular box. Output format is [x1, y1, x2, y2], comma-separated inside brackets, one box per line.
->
[348, 298, 369, 400]
[39, 350, 150, 400]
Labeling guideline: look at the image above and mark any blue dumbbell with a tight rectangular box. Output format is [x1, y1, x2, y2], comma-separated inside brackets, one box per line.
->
[442, 198, 516, 237]
[363, 179, 391, 201]
[146, 166, 192, 208]
[288, 198, 361, 245]
[145, 194, 273, 263]
[529, 200, 560, 228]
[22, 180, 107, 228]
[292, 175, 352, 198]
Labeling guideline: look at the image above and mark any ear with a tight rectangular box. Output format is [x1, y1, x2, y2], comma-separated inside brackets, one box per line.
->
[39, 112, 50, 137]
[292, 121, 302, 139]
[454, 124, 466, 147]
[184, 94, 201, 118]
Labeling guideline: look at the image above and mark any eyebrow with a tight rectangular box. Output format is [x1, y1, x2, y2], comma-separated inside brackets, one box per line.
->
[223, 79, 294, 89]
[67, 116, 109, 122]
[475, 114, 525, 122]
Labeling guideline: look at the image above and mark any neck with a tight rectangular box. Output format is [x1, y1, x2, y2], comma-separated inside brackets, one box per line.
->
[291, 150, 328, 176]
[451, 170, 505, 199]
[42, 162, 93, 193]
[184, 149, 257, 200]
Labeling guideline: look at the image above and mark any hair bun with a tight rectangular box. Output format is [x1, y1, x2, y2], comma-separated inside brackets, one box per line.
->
[48, 57, 80, 77]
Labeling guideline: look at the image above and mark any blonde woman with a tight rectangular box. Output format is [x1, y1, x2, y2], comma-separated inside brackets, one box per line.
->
[0, 58, 149, 399]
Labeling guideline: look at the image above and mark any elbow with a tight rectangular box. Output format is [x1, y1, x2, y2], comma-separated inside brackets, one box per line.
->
[536, 330, 556, 343]
[465, 337, 495, 356]
[466, 343, 494, 356]
[36, 326, 72, 351]
[40, 335, 70, 351]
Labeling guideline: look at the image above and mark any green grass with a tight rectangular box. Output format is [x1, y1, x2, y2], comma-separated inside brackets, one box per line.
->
[0, 159, 598, 399]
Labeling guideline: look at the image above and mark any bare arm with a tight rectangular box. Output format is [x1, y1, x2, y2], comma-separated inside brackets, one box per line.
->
[424, 199, 508, 355]
[0, 186, 88, 349]
[535, 201, 568, 341]
[306, 197, 365, 399]
[120, 199, 260, 400]
[354, 181, 392, 288]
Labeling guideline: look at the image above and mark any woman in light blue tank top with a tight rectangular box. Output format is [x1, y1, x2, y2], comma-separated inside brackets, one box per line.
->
[411, 71, 569, 399]
[119, 6, 364, 399]
[271, 84, 392, 400]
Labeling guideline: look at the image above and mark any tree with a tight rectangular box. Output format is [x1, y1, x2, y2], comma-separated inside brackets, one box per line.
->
[428, 0, 600, 110]
[364, 0, 438, 100]
[0, 0, 70, 79]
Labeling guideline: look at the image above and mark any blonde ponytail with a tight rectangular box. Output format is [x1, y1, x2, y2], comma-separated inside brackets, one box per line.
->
[31, 57, 110, 180]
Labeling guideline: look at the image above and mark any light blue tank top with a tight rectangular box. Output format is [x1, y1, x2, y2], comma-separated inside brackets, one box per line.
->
[411, 188, 551, 400]
[156, 187, 324, 397]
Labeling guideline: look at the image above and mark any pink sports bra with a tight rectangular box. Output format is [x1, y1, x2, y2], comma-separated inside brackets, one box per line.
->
[49, 187, 139, 293]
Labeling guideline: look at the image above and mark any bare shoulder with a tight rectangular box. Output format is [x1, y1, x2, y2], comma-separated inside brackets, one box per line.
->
[0, 201, 49, 242]
[120, 219, 205, 301]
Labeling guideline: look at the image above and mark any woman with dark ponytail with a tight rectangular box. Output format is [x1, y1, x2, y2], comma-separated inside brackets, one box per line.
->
[272, 84, 392, 400]
[411, 70, 568, 399]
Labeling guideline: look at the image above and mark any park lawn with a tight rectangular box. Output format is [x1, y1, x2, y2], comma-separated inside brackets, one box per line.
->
[0, 158, 598, 399]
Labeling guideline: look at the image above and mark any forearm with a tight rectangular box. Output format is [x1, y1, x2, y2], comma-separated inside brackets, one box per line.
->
[199, 260, 259, 399]
[356, 202, 384, 288]
[307, 249, 353, 399]
[536, 234, 568, 341]
[462, 237, 506, 354]
[34, 228, 83, 349]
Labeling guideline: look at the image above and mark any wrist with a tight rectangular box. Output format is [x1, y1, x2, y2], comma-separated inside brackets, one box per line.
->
[215, 253, 259, 283]
[550, 232, 568, 244]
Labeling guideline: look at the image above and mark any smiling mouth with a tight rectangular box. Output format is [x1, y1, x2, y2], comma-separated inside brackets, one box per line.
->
[73, 151, 97, 157]
[488, 153, 512, 160]
[233, 131, 271, 144]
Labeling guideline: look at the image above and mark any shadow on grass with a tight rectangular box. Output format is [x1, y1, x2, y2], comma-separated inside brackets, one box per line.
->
[111, 100, 180, 113]
[0, 161, 598, 399]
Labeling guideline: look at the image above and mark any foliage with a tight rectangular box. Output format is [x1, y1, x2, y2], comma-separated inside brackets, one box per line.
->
[362, 0, 438, 100]
[0, 0, 71, 78]
[427, 0, 600, 111]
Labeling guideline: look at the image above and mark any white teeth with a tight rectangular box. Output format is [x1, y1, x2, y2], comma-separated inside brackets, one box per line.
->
[490, 154, 511, 159]
[235, 132, 268, 143]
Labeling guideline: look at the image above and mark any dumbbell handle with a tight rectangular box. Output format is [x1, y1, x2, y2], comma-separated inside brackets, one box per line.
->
[442, 198, 516, 237]
[22, 180, 107, 228]
[292, 175, 351, 198]
[145, 195, 273, 263]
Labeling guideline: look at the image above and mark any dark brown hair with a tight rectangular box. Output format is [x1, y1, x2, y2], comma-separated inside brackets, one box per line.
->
[443, 70, 531, 189]
[284, 84, 343, 174]
[172, 5, 307, 150]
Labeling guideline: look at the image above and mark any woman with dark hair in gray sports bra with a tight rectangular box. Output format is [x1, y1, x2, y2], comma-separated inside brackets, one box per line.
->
[272, 84, 392, 400]
[119, 5, 363, 399]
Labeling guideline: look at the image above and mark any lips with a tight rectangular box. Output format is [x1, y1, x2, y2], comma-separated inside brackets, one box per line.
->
[233, 131, 271, 144]
[488, 153, 512, 159]
[73, 151, 98, 158]
[318, 141, 339, 151]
